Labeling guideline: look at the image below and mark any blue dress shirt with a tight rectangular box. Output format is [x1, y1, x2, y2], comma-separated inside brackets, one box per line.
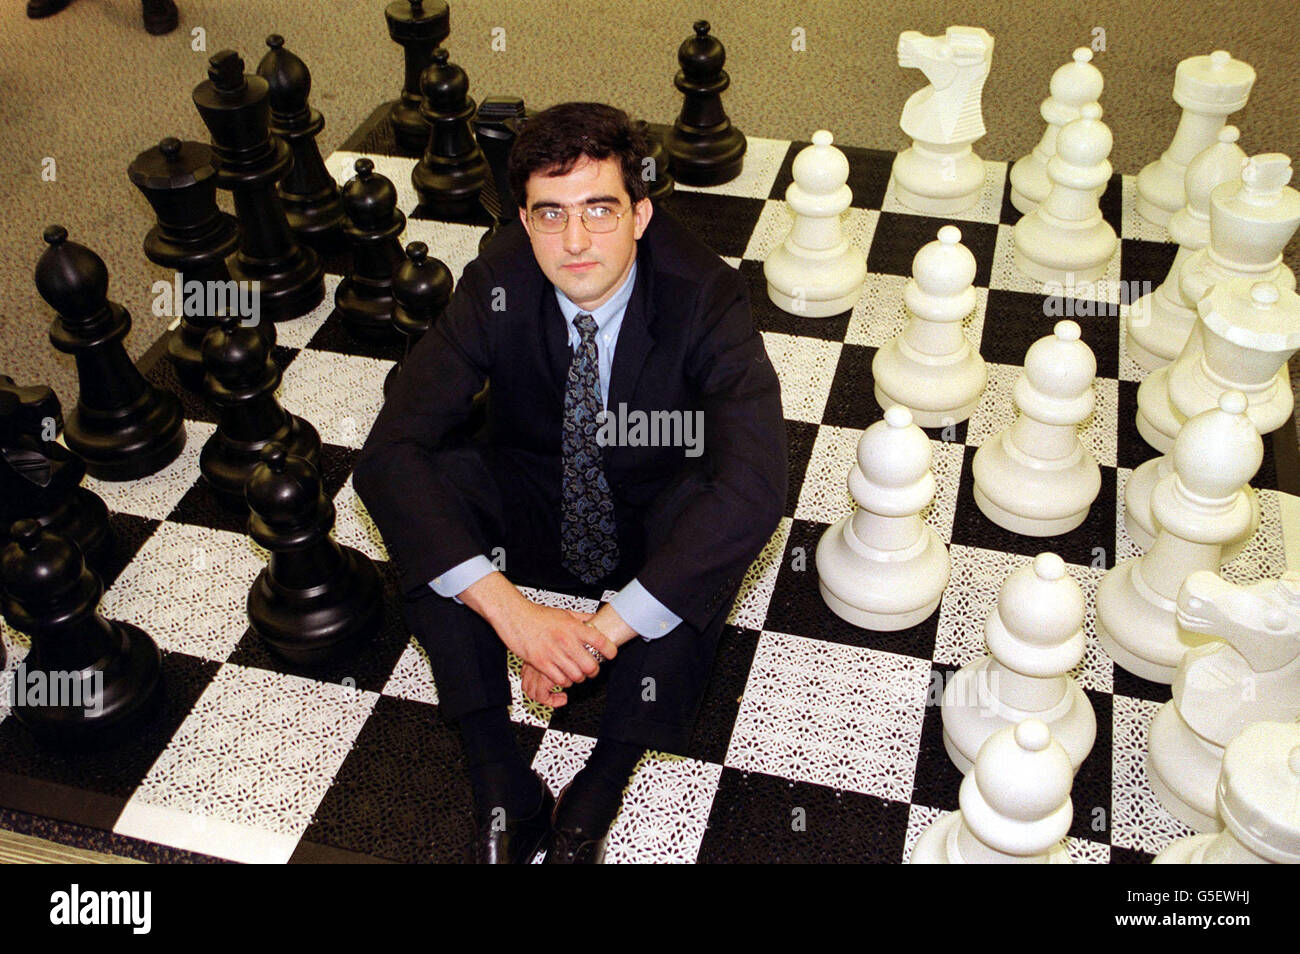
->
[428, 261, 685, 641]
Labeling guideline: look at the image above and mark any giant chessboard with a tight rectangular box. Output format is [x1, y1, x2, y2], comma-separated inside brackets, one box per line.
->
[1, 105, 1297, 864]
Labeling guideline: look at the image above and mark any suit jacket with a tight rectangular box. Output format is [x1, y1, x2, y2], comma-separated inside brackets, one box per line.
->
[353, 208, 787, 633]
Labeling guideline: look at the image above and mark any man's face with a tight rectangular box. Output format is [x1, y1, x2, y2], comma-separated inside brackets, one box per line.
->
[519, 156, 653, 312]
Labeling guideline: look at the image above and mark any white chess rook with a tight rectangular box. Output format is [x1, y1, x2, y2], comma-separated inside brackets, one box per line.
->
[1009, 48, 1104, 215]
[891, 26, 994, 215]
[872, 225, 986, 426]
[1155, 722, 1300, 864]
[1136, 50, 1255, 228]
[816, 406, 950, 631]
[1126, 279, 1300, 557]
[1013, 103, 1117, 286]
[765, 130, 867, 317]
[972, 320, 1100, 536]
[1097, 391, 1262, 684]
[1147, 571, 1300, 833]
[942, 553, 1096, 774]
[1126, 127, 1245, 371]
[912, 719, 1072, 863]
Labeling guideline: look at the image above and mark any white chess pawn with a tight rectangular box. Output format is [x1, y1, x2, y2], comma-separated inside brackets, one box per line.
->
[1136, 50, 1256, 227]
[816, 406, 950, 631]
[1097, 391, 1262, 684]
[912, 719, 1073, 864]
[765, 130, 867, 317]
[1147, 571, 1300, 833]
[891, 26, 995, 215]
[1009, 48, 1104, 215]
[972, 320, 1100, 536]
[872, 225, 987, 426]
[943, 553, 1095, 774]
[1126, 279, 1300, 555]
[1155, 722, 1300, 864]
[1126, 126, 1246, 371]
[1013, 103, 1117, 287]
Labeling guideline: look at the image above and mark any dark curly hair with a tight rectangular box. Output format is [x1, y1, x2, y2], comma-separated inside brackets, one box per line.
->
[507, 102, 652, 209]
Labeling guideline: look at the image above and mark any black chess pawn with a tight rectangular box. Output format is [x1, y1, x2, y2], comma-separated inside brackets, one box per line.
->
[35, 226, 187, 480]
[129, 136, 271, 393]
[663, 21, 746, 186]
[193, 50, 325, 322]
[637, 120, 675, 202]
[0, 378, 112, 572]
[0, 520, 163, 746]
[385, 0, 451, 153]
[384, 241, 452, 394]
[474, 96, 528, 252]
[411, 48, 488, 218]
[245, 444, 383, 665]
[257, 35, 348, 253]
[336, 158, 407, 342]
[200, 317, 321, 508]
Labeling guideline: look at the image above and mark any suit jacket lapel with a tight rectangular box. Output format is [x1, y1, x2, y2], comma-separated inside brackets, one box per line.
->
[541, 291, 570, 403]
[607, 248, 655, 412]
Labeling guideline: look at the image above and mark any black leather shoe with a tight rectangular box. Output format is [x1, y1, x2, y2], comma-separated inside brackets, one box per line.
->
[543, 782, 610, 864]
[27, 0, 73, 18]
[467, 773, 554, 864]
[141, 0, 178, 34]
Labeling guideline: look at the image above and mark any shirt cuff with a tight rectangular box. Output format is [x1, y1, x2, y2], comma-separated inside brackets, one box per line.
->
[429, 555, 497, 604]
[608, 578, 683, 641]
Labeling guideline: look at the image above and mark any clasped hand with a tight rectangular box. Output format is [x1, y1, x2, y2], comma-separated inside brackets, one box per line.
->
[500, 603, 618, 707]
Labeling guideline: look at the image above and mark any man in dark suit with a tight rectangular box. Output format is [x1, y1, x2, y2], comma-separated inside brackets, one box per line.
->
[353, 102, 786, 863]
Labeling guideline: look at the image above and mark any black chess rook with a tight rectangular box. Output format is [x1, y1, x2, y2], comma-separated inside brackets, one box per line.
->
[385, 0, 451, 153]
[200, 317, 321, 508]
[663, 21, 746, 187]
[336, 157, 407, 342]
[0, 521, 163, 747]
[35, 226, 187, 480]
[473, 95, 527, 252]
[258, 34, 348, 253]
[411, 47, 487, 218]
[245, 444, 383, 666]
[193, 49, 325, 322]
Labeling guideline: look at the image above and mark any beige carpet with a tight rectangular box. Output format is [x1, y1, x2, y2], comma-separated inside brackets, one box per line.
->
[1, 0, 1297, 436]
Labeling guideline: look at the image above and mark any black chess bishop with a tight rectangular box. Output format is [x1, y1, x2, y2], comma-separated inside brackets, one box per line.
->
[385, 0, 451, 152]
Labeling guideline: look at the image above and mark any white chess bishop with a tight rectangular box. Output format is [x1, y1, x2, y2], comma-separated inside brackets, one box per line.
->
[972, 320, 1100, 536]
[1155, 722, 1300, 864]
[1126, 127, 1246, 372]
[816, 406, 950, 631]
[1147, 570, 1300, 833]
[912, 719, 1072, 864]
[1136, 50, 1256, 227]
[1097, 391, 1262, 684]
[891, 25, 994, 215]
[1125, 279, 1300, 557]
[1013, 103, 1117, 286]
[764, 130, 867, 317]
[872, 225, 986, 426]
[1009, 47, 1104, 215]
[942, 553, 1096, 774]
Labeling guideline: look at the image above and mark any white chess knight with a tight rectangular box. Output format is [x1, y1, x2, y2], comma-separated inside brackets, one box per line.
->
[1096, 391, 1262, 684]
[912, 719, 1072, 864]
[1136, 50, 1256, 228]
[972, 320, 1100, 536]
[1125, 279, 1300, 558]
[1013, 103, 1117, 286]
[1125, 127, 1246, 372]
[815, 406, 950, 631]
[1155, 721, 1300, 864]
[942, 553, 1096, 774]
[1009, 47, 1104, 215]
[891, 25, 994, 215]
[1147, 570, 1300, 833]
[872, 225, 986, 426]
[764, 130, 867, 317]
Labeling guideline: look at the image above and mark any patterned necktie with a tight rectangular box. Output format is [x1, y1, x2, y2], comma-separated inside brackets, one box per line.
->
[561, 313, 620, 584]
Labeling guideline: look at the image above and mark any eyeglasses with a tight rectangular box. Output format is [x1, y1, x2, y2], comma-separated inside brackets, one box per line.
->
[528, 203, 629, 234]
